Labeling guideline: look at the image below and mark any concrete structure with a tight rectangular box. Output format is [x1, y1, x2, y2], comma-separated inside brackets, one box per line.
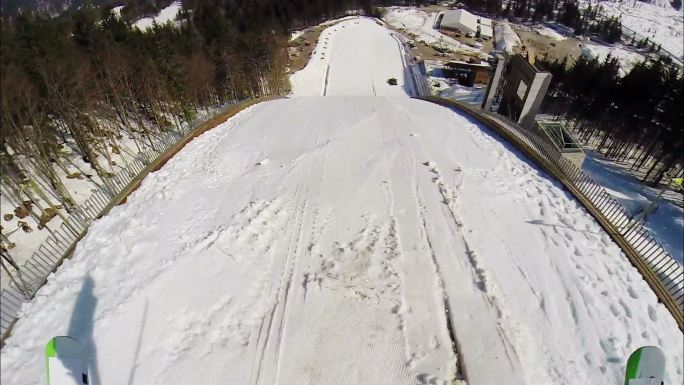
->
[439, 9, 493, 39]
[481, 52, 507, 112]
[536, 120, 586, 168]
[443, 60, 491, 86]
[497, 54, 552, 129]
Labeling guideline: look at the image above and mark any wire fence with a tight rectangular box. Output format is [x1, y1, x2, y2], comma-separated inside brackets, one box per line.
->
[0, 106, 232, 338]
[416, 96, 684, 328]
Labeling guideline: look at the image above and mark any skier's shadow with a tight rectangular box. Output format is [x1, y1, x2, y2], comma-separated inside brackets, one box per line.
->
[68, 274, 101, 385]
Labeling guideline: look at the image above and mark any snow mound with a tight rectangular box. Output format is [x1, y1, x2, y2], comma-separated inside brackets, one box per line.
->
[494, 22, 521, 53]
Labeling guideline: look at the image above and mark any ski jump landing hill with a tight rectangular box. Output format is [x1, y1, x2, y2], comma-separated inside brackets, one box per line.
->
[1, 17, 682, 385]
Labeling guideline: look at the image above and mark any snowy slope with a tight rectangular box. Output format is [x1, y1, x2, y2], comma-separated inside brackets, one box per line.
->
[133, 1, 182, 31]
[2, 15, 682, 385]
[580, 42, 647, 74]
[579, 0, 684, 60]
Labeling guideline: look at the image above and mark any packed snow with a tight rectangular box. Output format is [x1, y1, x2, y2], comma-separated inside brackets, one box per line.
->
[2, 15, 682, 385]
[579, 42, 647, 74]
[579, 0, 684, 60]
[133, 1, 182, 32]
[383, 7, 484, 57]
[494, 21, 521, 53]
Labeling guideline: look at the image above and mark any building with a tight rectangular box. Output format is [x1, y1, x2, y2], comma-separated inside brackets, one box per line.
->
[443, 60, 491, 87]
[439, 9, 493, 40]
[496, 54, 552, 129]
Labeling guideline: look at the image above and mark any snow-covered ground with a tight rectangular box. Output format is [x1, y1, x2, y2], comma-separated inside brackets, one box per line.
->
[383, 7, 485, 57]
[582, 151, 684, 264]
[2, 16, 683, 385]
[133, 1, 182, 31]
[580, 42, 647, 75]
[579, 0, 684, 60]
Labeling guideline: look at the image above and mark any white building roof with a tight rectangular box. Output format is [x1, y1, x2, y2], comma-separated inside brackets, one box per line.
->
[440, 9, 493, 38]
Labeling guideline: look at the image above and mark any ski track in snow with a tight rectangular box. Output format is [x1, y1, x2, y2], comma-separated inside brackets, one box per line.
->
[1, 17, 682, 385]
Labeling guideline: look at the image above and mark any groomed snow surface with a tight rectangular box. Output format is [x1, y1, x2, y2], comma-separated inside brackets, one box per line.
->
[2, 17, 682, 385]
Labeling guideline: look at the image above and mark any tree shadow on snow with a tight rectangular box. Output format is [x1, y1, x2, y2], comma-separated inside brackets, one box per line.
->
[67, 275, 101, 385]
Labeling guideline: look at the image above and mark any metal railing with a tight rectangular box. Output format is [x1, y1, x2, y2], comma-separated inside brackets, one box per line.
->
[416, 96, 684, 329]
[0, 102, 247, 340]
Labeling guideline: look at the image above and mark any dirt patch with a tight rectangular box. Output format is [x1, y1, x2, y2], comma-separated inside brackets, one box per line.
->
[14, 202, 31, 219]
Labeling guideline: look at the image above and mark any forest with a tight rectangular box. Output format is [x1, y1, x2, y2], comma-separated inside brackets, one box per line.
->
[539, 55, 684, 186]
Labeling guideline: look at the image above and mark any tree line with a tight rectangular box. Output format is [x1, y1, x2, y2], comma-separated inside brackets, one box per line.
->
[0, 0, 383, 266]
[539, 55, 684, 186]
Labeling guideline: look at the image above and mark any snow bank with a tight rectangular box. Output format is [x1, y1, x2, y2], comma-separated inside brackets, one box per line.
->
[134, 1, 182, 31]
[494, 21, 521, 53]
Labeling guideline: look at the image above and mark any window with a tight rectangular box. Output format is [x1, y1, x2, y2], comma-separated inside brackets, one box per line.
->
[516, 80, 528, 100]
